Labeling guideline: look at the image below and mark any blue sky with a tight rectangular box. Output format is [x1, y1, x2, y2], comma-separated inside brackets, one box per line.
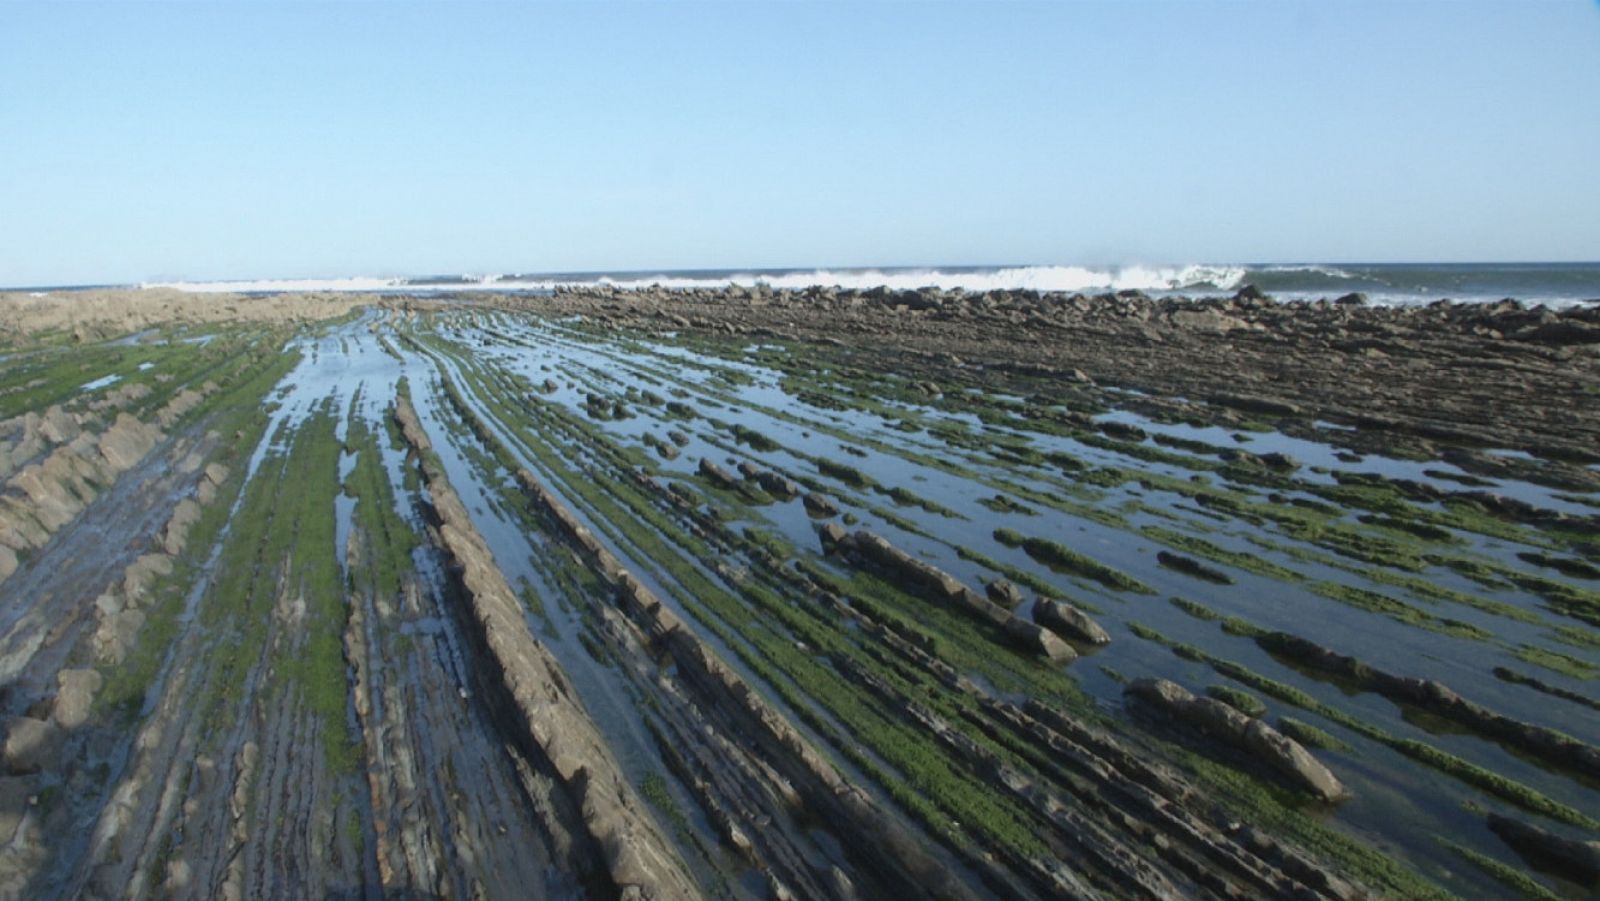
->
[1, 1, 1597, 286]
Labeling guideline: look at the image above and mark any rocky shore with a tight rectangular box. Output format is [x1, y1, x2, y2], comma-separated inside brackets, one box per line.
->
[487, 284, 1600, 462]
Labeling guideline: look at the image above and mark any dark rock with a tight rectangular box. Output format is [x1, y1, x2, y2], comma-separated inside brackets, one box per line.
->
[697, 457, 739, 490]
[755, 470, 800, 500]
[802, 492, 839, 517]
[1488, 813, 1600, 880]
[1156, 551, 1234, 585]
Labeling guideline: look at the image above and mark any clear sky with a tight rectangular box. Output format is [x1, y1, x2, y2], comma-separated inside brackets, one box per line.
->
[1, 1, 1597, 286]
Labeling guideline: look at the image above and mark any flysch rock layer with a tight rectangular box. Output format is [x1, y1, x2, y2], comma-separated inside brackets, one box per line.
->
[393, 394, 699, 901]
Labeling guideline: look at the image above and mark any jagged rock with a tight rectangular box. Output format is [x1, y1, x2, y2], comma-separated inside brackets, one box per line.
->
[93, 609, 145, 665]
[1126, 678, 1347, 802]
[0, 546, 15, 582]
[38, 405, 79, 444]
[12, 456, 87, 532]
[123, 554, 173, 605]
[1, 717, 61, 775]
[52, 669, 103, 729]
[157, 387, 205, 428]
[1032, 598, 1111, 645]
[97, 413, 159, 471]
[802, 491, 838, 517]
[163, 498, 201, 555]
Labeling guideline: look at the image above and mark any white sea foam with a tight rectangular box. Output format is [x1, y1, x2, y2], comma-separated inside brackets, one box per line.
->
[143, 264, 1249, 295]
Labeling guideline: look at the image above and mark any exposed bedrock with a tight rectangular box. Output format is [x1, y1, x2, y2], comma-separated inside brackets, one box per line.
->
[0, 287, 370, 343]
[840, 529, 1086, 662]
[0, 384, 216, 592]
[1257, 631, 1600, 780]
[506, 464, 983, 899]
[394, 396, 699, 901]
[1125, 678, 1349, 803]
[511, 285, 1600, 461]
[1487, 813, 1600, 882]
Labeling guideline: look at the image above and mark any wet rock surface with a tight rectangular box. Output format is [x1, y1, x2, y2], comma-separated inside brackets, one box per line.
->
[1126, 678, 1349, 803]
[3, 291, 1593, 899]
[508, 285, 1600, 461]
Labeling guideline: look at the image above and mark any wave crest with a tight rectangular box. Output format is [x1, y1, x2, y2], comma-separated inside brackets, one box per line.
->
[144, 265, 1248, 295]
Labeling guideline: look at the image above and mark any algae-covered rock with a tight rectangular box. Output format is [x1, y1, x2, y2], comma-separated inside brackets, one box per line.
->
[1126, 678, 1347, 802]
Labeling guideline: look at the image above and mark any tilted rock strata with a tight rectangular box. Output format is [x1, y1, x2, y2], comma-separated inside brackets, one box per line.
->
[392, 396, 699, 901]
[493, 285, 1600, 462]
[840, 529, 1086, 662]
[1126, 678, 1349, 803]
[1258, 631, 1600, 780]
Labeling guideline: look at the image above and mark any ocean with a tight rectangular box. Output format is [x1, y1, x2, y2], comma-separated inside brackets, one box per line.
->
[119, 261, 1600, 308]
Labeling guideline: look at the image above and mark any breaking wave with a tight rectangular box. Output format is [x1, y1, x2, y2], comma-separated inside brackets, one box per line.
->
[138, 262, 1598, 307]
[144, 265, 1249, 295]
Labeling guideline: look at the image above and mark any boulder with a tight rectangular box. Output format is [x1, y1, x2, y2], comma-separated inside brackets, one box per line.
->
[1033, 598, 1111, 644]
